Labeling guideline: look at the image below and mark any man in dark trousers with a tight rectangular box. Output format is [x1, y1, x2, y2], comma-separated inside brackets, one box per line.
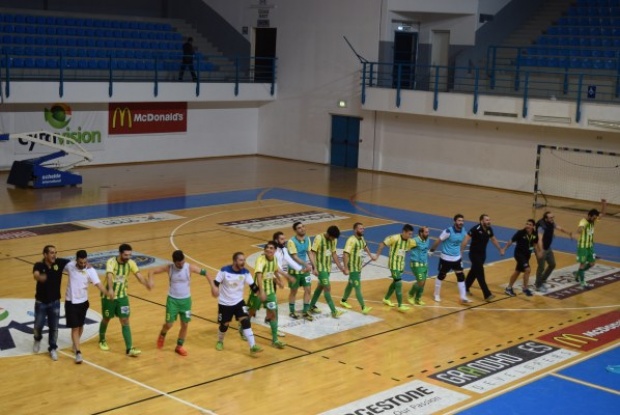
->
[534, 211, 571, 292]
[461, 214, 503, 301]
[32, 245, 70, 361]
[178, 37, 197, 81]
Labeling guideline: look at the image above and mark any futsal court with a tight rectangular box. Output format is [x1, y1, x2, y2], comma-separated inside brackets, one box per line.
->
[0, 157, 618, 415]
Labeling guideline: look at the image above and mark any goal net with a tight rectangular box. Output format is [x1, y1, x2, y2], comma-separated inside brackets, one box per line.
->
[533, 145, 620, 210]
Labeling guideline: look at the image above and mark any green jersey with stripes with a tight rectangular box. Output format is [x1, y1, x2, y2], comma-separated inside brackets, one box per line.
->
[311, 233, 337, 273]
[254, 254, 279, 295]
[577, 218, 597, 249]
[344, 235, 367, 272]
[384, 234, 416, 272]
[105, 257, 140, 299]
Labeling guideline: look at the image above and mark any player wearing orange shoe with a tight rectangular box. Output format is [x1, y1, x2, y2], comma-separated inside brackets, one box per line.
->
[149, 250, 209, 356]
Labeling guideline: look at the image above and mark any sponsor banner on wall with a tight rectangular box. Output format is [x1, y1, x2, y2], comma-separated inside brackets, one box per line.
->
[429, 341, 578, 393]
[538, 310, 620, 351]
[108, 102, 187, 135]
[11, 103, 106, 154]
[320, 380, 469, 415]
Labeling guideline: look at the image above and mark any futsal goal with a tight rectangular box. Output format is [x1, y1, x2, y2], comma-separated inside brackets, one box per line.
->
[533, 145, 619, 212]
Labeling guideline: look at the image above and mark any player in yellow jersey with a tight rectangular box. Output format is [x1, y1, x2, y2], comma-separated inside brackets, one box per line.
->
[99, 243, 152, 357]
[376, 224, 416, 312]
[254, 241, 291, 349]
[308, 226, 347, 318]
[340, 223, 377, 314]
[571, 199, 606, 289]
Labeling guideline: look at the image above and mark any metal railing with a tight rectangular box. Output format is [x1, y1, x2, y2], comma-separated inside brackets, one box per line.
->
[361, 60, 620, 122]
[0, 54, 277, 98]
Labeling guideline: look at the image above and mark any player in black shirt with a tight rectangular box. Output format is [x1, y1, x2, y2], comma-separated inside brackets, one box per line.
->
[502, 219, 542, 297]
[460, 214, 503, 301]
[32, 245, 70, 361]
[535, 212, 571, 292]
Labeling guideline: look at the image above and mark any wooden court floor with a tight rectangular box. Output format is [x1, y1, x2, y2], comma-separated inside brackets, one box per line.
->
[0, 156, 618, 415]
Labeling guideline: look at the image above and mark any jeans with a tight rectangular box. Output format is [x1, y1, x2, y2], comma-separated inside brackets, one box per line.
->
[465, 254, 492, 298]
[33, 300, 60, 351]
[535, 249, 556, 288]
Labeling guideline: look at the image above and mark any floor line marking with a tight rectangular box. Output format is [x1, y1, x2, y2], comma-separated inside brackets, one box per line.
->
[169, 203, 295, 271]
[58, 350, 217, 415]
[550, 372, 620, 396]
[443, 342, 620, 414]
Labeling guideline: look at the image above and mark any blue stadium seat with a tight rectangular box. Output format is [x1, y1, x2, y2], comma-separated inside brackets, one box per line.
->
[97, 60, 108, 69]
[87, 60, 97, 69]
[64, 58, 77, 69]
[126, 60, 136, 70]
[34, 57, 46, 68]
[34, 37, 45, 46]
[78, 60, 88, 69]
[14, 25, 25, 34]
[46, 58, 58, 68]
[136, 60, 146, 70]
[12, 57, 25, 68]
[46, 47, 57, 56]
[604, 59, 616, 70]
[46, 37, 56, 46]
[3, 24, 14, 33]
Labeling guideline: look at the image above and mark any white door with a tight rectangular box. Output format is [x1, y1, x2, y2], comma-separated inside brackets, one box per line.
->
[431, 30, 450, 92]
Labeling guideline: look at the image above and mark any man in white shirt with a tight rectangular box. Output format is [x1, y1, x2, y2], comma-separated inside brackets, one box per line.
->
[64, 250, 112, 364]
[209, 252, 264, 355]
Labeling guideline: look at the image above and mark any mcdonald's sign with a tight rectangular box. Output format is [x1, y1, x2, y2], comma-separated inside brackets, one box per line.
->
[538, 310, 620, 351]
[108, 102, 187, 135]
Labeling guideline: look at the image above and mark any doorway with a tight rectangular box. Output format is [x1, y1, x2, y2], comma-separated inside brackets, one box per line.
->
[431, 30, 450, 92]
[330, 115, 360, 168]
[253, 27, 277, 83]
[392, 31, 418, 89]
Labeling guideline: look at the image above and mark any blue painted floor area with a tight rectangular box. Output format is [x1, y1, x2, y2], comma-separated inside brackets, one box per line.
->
[2, 187, 618, 262]
[459, 374, 619, 415]
[559, 346, 620, 392]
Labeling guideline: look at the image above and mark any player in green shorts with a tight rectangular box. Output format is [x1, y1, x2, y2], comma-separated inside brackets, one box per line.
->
[340, 222, 377, 314]
[287, 222, 314, 321]
[407, 226, 431, 306]
[572, 199, 606, 289]
[99, 243, 152, 357]
[308, 226, 347, 318]
[255, 241, 290, 349]
[148, 250, 210, 356]
[376, 224, 416, 312]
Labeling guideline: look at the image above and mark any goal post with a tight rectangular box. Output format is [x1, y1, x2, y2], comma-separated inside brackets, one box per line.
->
[533, 145, 619, 212]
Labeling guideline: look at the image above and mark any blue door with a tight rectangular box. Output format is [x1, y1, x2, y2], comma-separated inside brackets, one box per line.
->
[330, 115, 360, 168]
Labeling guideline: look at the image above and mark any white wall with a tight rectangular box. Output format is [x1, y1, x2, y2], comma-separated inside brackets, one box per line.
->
[0, 103, 258, 169]
[257, 0, 382, 165]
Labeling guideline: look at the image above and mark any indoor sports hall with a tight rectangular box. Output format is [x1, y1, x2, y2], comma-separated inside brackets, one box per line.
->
[0, 1, 619, 415]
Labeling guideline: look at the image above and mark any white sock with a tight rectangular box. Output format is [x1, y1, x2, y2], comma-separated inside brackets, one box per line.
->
[434, 279, 442, 297]
[457, 281, 467, 299]
[243, 328, 255, 348]
[218, 331, 225, 342]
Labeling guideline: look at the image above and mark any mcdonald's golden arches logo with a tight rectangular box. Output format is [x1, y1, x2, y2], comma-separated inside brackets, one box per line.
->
[112, 107, 132, 129]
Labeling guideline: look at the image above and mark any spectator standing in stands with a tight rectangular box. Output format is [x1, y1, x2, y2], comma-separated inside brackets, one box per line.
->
[179, 37, 197, 81]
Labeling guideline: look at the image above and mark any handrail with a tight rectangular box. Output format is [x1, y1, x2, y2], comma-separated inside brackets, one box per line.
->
[360, 60, 620, 122]
[0, 54, 278, 99]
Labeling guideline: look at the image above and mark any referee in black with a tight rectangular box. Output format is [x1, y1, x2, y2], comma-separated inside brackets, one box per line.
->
[460, 214, 503, 301]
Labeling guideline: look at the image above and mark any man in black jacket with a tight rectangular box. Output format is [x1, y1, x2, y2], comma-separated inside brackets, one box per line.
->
[178, 37, 197, 81]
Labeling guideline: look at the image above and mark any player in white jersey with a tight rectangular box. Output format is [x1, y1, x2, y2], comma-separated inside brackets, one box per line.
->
[64, 250, 112, 364]
[149, 250, 209, 356]
[273, 231, 303, 274]
[209, 251, 264, 355]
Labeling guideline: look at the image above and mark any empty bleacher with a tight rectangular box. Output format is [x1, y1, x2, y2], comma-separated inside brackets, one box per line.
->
[0, 11, 216, 78]
[515, 0, 620, 71]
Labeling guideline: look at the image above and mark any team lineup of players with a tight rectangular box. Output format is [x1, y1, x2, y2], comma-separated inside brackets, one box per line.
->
[31, 199, 606, 361]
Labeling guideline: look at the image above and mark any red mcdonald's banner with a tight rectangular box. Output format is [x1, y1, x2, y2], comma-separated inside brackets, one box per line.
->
[108, 102, 187, 135]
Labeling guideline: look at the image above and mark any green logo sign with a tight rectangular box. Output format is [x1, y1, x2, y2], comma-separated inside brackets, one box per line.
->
[44, 103, 72, 129]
